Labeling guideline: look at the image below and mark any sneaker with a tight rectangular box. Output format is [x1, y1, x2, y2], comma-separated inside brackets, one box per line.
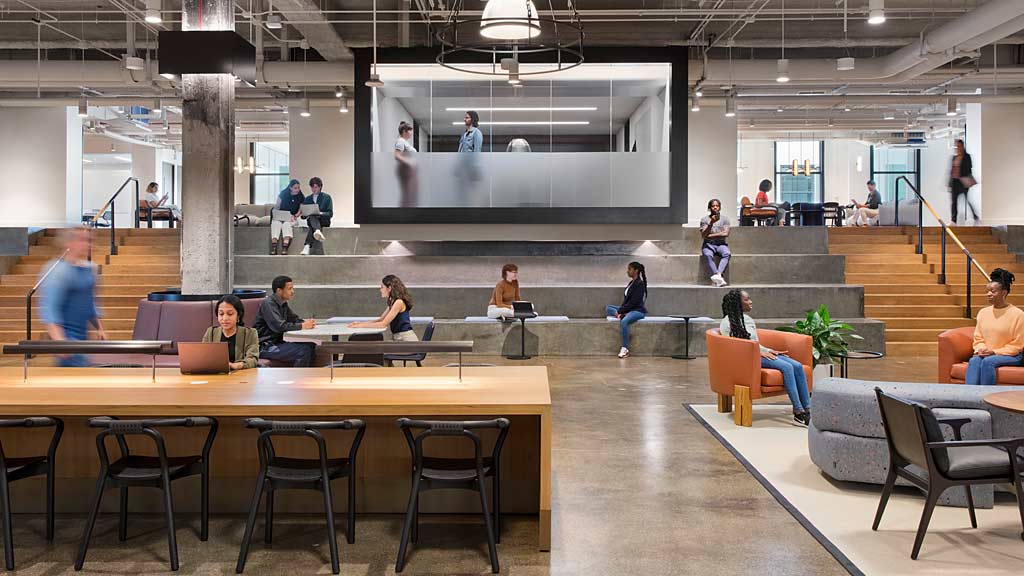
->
[270, 243, 277, 255]
[793, 412, 810, 427]
[280, 244, 289, 255]
[718, 278, 728, 287]
[710, 274, 721, 286]
[617, 347, 630, 358]
[313, 229, 325, 242]
[300, 244, 310, 255]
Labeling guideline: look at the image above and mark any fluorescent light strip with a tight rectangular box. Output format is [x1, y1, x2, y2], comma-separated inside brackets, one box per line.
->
[451, 121, 590, 126]
[444, 107, 597, 112]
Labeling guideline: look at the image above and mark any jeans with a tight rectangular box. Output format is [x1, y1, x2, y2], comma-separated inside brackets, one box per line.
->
[57, 354, 89, 367]
[761, 354, 811, 412]
[260, 341, 316, 367]
[965, 352, 1024, 385]
[304, 215, 324, 247]
[606, 305, 645, 349]
[701, 242, 731, 276]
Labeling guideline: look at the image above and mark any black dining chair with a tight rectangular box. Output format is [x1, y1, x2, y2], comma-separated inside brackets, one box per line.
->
[873, 388, 1024, 559]
[0, 417, 63, 571]
[395, 418, 510, 574]
[236, 418, 366, 575]
[75, 416, 218, 572]
[385, 321, 435, 367]
[822, 201, 844, 226]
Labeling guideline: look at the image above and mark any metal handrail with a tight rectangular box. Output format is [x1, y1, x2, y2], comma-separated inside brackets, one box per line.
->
[25, 249, 69, 341]
[88, 177, 139, 257]
[895, 176, 990, 318]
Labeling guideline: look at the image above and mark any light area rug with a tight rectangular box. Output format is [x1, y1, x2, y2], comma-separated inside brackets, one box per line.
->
[687, 403, 1024, 576]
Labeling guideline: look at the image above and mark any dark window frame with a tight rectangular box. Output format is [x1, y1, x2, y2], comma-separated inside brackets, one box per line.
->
[772, 140, 826, 204]
[869, 146, 922, 203]
[248, 142, 291, 205]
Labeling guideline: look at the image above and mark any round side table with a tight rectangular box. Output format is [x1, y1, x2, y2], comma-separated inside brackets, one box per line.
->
[668, 314, 700, 360]
[983, 391, 1024, 414]
[833, 350, 885, 378]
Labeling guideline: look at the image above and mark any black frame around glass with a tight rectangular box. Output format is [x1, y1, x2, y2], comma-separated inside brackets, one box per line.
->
[247, 142, 291, 205]
[353, 47, 688, 225]
[869, 146, 922, 204]
[772, 140, 826, 204]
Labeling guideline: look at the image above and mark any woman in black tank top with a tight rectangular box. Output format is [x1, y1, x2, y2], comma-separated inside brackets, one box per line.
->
[348, 275, 419, 341]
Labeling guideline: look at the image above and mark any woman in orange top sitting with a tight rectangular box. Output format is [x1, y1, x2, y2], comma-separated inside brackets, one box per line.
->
[966, 268, 1024, 385]
[487, 263, 521, 320]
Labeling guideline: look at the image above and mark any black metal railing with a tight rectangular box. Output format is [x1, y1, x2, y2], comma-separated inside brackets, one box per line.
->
[25, 249, 69, 341]
[895, 176, 989, 319]
[88, 177, 139, 257]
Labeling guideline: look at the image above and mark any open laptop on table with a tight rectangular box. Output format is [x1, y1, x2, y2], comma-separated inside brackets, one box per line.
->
[179, 342, 230, 375]
[512, 301, 538, 319]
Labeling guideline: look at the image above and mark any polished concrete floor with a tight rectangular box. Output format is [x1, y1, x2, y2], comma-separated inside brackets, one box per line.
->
[0, 355, 937, 575]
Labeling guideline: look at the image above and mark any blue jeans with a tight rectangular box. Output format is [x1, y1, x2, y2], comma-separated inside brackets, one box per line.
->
[606, 305, 645, 349]
[761, 354, 811, 412]
[260, 341, 317, 367]
[965, 352, 1024, 385]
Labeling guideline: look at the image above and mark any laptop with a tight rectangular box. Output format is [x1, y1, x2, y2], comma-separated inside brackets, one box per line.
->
[271, 209, 293, 222]
[179, 342, 230, 375]
[512, 301, 538, 319]
[299, 204, 321, 217]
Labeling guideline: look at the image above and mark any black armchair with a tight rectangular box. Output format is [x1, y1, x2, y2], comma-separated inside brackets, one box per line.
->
[873, 389, 1024, 560]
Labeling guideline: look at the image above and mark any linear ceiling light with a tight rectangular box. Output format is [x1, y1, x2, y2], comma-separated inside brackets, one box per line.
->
[450, 121, 590, 126]
[444, 107, 597, 112]
[868, 0, 886, 25]
[725, 92, 736, 117]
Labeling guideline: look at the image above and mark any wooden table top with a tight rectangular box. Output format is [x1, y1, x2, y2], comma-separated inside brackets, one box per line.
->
[983, 390, 1024, 414]
[0, 366, 551, 417]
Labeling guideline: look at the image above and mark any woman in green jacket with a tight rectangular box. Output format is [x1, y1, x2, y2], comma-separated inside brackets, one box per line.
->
[202, 294, 260, 370]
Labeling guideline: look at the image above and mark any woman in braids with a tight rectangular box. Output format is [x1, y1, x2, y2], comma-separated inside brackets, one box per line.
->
[606, 261, 648, 358]
[966, 268, 1023, 385]
[720, 289, 811, 426]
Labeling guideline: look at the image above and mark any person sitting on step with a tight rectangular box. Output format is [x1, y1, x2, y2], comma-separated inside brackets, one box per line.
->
[966, 268, 1024, 385]
[700, 198, 731, 287]
[348, 275, 419, 342]
[271, 179, 304, 255]
[487, 263, 521, 321]
[299, 176, 333, 255]
[605, 261, 647, 359]
[720, 289, 811, 427]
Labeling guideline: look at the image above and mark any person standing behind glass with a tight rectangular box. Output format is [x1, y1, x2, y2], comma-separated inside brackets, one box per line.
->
[394, 121, 418, 207]
[456, 110, 484, 206]
[949, 138, 979, 226]
[41, 227, 106, 367]
[271, 179, 304, 255]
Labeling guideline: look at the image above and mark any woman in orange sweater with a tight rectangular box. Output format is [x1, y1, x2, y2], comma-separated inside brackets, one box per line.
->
[487, 263, 521, 320]
[966, 268, 1024, 385]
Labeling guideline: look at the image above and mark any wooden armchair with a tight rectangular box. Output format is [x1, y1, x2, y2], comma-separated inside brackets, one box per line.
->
[706, 328, 814, 426]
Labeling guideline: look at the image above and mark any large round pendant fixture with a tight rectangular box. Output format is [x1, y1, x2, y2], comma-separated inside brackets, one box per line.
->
[480, 0, 541, 40]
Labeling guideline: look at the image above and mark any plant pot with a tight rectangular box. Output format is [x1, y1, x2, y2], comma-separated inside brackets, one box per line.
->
[813, 363, 834, 384]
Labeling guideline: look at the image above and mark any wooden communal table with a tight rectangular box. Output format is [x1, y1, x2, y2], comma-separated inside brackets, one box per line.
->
[0, 366, 553, 550]
[983, 390, 1024, 414]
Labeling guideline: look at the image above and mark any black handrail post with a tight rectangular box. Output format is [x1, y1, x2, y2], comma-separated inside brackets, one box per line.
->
[939, 226, 947, 284]
[917, 198, 923, 255]
[134, 180, 141, 228]
[894, 178, 900, 228]
[965, 254, 972, 319]
[109, 197, 117, 256]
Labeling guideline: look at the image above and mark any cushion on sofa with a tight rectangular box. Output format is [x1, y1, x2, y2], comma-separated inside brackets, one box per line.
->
[950, 362, 1024, 384]
[156, 301, 214, 352]
[132, 299, 162, 340]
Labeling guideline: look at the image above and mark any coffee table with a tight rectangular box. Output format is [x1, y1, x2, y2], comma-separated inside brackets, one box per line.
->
[983, 391, 1024, 414]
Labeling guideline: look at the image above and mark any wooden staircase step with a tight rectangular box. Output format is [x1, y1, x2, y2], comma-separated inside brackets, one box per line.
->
[0, 296, 144, 307]
[847, 273, 939, 285]
[99, 265, 180, 275]
[865, 305, 964, 317]
[885, 328, 951, 342]
[104, 255, 180, 266]
[829, 228, 910, 235]
[861, 284, 952, 295]
[1, 274, 179, 286]
[848, 263, 931, 274]
[0, 307, 138, 320]
[117, 237, 182, 247]
[865, 294, 957, 306]
[0, 319, 136, 331]
[0, 285, 165, 297]
[830, 244, 918, 254]
[29, 245, 172, 256]
[0, 330, 133, 343]
[886, 342, 939, 357]
[922, 243, 1008, 253]
[828, 236, 913, 245]
[876, 317, 974, 329]
[843, 254, 925, 265]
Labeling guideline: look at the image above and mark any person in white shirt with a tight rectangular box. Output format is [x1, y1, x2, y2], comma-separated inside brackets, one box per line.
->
[394, 121, 418, 207]
[141, 182, 181, 223]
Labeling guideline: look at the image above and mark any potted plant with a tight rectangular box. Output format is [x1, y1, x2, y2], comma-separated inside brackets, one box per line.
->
[777, 304, 863, 380]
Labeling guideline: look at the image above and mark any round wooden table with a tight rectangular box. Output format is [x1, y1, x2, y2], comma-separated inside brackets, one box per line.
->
[982, 391, 1024, 413]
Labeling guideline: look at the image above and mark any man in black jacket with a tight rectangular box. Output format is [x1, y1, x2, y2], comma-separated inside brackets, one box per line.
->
[254, 275, 317, 366]
[299, 176, 334, 255]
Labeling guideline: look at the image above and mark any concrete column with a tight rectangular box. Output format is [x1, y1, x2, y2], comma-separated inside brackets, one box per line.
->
[180, 0, 235, 294]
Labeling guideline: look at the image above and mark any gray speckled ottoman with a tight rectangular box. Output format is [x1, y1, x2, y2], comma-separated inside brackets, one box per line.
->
[809, 378, 1024, 508]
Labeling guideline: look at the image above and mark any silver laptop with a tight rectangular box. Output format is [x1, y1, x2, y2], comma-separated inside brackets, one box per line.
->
[179, 342, 230, 374]
[271, 209, 293, 222]
[299, 204, 321, 217]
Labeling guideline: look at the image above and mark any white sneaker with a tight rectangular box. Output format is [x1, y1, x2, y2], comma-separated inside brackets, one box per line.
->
[718, 277, 728, 287]
[710, 274, 724, 287]
[299, 244, 310, 255]
[313, 229, 325, 242]
[618, 347, 630, 358]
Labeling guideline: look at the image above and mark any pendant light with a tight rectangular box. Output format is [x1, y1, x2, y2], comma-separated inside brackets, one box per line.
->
[791, 159, 799, 177]
[300, 98, 311, 118]
[77, 96, 89, 118]
[777, 0, 790, 83]
[481, 0, 541, 41]
[366, 0, 385, 87]
[946, 96, 958, 116]
[725, 91, 736, 118]
[339, 99, 349, 114]
[689, 96, 700, 112]
[144, 0, 161, 23]
[868, 0, 886, 25]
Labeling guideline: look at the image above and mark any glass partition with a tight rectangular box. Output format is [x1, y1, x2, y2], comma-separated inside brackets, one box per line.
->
[774, 141, 823, 204]
[369, 63, 672, 208]
[871, 146, 920, 203]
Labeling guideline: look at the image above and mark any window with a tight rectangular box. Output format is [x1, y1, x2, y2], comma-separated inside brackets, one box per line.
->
[774, 141, 823, 205]
[250, 142, 290, 205]
[870, 146, 920, 204]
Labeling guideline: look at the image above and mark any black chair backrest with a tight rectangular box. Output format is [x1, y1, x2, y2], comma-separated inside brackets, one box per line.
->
[342, 332, 384, 366]
[422, 321, 435, 342]
[874, 389, 949, 473]
[397, 418, 510, 472]
[244, 418, 365, 470]
[0, 417, 63, 463]
[88, 416, 217, 468]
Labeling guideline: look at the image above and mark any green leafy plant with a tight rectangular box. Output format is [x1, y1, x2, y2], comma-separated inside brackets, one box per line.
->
[777, 304, 863, 366]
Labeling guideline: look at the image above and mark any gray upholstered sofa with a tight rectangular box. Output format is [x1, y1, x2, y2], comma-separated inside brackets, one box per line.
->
[877, 197, 922, 226]
[809, 378, 1024, 508]
[234, 203, 272, 226]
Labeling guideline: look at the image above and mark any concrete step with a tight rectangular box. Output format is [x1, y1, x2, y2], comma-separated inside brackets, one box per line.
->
[0, 285, 163, 296]
[875, 317, 974, 329]
[0, 330, 133, 343]
[830, 244, 917, 255]
[886, 342, 938, 357]
[233, 254, 847, 286]
[848, 263, 931, 274]
[865, 305, 964, 317]
[0, 306, 138, 321]
[0, 274, 179, 286]
[847, 273, 939, 285]
[860, 284, 952, 295]
[236, 283, 866, 320]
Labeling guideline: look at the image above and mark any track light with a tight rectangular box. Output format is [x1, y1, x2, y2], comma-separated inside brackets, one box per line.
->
[365, 73, 384, 88]
[334, 86, 344, 98]
[883, 110, 895, 120]
[339, 100, 349, 113]
[124, 56, 144, 71]
[868, 0, 886, 25]
[689, 97, 700, 112]
[77, 97, 88, 118]
[776, 59, 790, 83]
[300, 99, 311, 117]
[777, 106, 784, 113]
[725, 92, 736, 117]
[791, 160, 799, 176]
[844, 104, 852, 112]
[266, 14, 282, 29]
[837, 57, 855, 71]
[946, 96, 958, 116]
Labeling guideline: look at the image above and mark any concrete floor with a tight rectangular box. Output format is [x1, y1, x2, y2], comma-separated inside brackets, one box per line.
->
[0, 355, 937, 575]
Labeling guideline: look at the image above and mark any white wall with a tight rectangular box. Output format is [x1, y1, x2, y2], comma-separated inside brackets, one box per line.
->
[975, 103, 1024, 225]
[823, 140, 870, 204]
[289, 108, 355, 224]
[736, 139, 774, 203]
[687, 105, 737, 226]
[233, 139, 250, 205]
[83, 166, 132, 225]
[0, 107, 80, 227]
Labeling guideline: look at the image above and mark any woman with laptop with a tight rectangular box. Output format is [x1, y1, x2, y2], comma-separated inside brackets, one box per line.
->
[348, 275, 419, 342]
[270, 179, 305, 255]
[487, 263, 521, 320]
[202, 295, 260, 370]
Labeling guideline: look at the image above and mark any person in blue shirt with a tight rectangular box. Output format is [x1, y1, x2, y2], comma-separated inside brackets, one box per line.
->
[456, 110, 484, 206]
[458, 111, 483, 153]
[40, 227, 106, 367]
